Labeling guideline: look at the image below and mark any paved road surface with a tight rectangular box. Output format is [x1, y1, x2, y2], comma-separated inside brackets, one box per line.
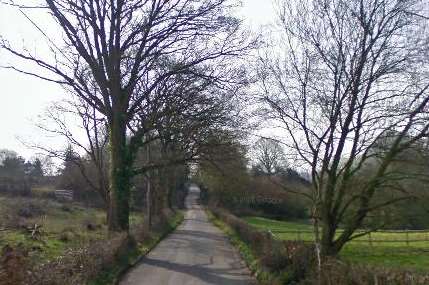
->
[120, 185, 255, 285]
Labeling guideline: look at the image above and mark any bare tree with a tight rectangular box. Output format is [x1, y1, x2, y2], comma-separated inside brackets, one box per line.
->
[135, 67, 247, 229]
[0, 150, 18, 164]
[33, 97, 110, 205]
[1, 0, 254, 231]
[252, 137, 286, 175]
[259, 0, 429, 257]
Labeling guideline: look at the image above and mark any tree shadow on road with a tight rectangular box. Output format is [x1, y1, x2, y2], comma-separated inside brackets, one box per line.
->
[140, 256, 255, 285]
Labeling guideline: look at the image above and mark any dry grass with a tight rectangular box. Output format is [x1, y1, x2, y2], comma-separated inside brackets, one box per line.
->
[0, 194, 146, 285]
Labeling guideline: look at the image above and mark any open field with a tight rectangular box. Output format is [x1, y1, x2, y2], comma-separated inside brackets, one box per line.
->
[244, 216, 429, 272]
[0, 195, 144, 263]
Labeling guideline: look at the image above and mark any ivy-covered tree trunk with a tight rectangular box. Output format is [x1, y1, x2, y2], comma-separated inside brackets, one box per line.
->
[320, 213, 339, 256]
[108, 110, 131, 232]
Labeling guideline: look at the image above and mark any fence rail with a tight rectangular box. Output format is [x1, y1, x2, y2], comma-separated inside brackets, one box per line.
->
[54, 189, 73, 201]
[270, 229, 429, 234]
[269, 229, 429, 245]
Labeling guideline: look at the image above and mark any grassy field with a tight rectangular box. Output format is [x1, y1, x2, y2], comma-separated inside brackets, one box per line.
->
[0, 195, 143, 263]
[244, 216, 429, 272]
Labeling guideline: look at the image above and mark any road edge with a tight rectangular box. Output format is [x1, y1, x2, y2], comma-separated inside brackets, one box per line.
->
[89, 211, 185, 285]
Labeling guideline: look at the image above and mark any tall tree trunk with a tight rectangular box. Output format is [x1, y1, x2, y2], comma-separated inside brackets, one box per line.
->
[144, 173, 152, 232]
[167, 167, 177, 209]
[108, 112, 131, 232]
[152, 169, 169, 225]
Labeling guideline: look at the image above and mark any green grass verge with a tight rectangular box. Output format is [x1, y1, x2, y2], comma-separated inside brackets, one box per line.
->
[88, 211, 184, 285]
[244, 216, 429, 272]
[206, 210, 283, 285]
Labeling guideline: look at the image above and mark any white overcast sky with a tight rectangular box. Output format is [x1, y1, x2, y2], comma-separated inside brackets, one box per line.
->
[0, 0, 277, 159]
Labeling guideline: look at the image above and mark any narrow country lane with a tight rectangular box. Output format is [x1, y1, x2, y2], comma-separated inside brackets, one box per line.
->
[120, 185, 256, 285]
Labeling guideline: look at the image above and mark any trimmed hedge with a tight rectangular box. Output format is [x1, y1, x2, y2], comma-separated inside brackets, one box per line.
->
[210, 207, 314, 284]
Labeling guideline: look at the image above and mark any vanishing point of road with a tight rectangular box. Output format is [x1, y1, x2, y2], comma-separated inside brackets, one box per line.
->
[120, 185, 256, 285]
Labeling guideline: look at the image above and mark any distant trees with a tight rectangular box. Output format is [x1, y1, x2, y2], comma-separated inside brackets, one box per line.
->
[196, 133, 309, 219]
[0, 149, 44, 180]
[0, 156, 25, 178]
[2, 0, 254, 232]
[352, 136, 429, 230]
[37, 99, 111, 206]
[0, 149, 47, 195]
[196, 132, 250, 207]
[56, 144, 103, 203]
[259, 0, 429, 257]
[0, 150, 18, 165]
[29, 159, 44, 178]
[252, 138, 286, 176]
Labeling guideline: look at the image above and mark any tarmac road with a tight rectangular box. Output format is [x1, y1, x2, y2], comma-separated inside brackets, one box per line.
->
[120, 185, 256, 285]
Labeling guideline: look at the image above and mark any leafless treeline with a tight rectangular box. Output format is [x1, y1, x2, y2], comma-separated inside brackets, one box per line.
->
[1, 0, 255, 231]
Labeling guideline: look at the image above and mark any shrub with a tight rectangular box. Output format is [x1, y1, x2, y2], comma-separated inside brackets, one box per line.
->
[0, 245, 28, 285]
[0, 177, 31, 197]
[58, 228, 79, 242]
[319, 260, 429, 285]
[18, 203, 46, 218]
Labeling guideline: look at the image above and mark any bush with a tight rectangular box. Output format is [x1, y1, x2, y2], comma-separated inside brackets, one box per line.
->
[18, 203, 45, 218]
[0, 177, 31, 197]
[302, 259, 429, 285]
